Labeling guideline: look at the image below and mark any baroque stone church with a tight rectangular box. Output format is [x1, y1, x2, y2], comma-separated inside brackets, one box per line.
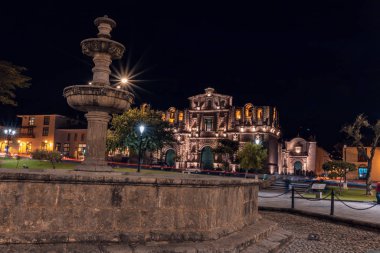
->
[160, 87, 282, 173]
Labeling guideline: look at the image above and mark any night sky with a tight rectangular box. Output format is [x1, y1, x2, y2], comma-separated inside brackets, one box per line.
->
[1, 1, 380, 151]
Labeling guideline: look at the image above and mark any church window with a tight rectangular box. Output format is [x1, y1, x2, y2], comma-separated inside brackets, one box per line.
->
[235, 109, 241, 120]
[204, 118, 213, 131]
[207, 100, 212, 109]
[168, 107, 176, 124]
[245, 103, 253, 118]
[257, 108, 263, 120]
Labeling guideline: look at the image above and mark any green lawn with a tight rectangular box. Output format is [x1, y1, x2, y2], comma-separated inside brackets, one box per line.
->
[302, 186, 376, 202]
[0, 158, 76, 170]
[0, 158, 178, 175]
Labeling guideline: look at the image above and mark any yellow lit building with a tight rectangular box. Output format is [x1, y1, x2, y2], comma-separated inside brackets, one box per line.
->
[3, 115, 87, 159]
[343, 146, 380, 181]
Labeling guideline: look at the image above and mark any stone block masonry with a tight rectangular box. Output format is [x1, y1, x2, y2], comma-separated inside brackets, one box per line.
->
[0, 169, 260, 245]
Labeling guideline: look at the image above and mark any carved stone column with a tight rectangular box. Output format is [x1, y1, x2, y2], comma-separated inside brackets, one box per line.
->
[92, 53, 112, 86]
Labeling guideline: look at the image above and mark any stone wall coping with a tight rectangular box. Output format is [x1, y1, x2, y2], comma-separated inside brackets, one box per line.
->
[0, 169, 259, 187]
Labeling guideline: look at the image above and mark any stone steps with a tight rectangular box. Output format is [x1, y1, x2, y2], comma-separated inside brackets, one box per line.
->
[241, 228, 294, 253]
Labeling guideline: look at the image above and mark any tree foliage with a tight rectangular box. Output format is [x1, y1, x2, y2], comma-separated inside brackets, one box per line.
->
[0, 61, 31, 106]
[322, 160, 356, 194]
[213, 139, 239, 170]
[107, 108, 176, 153]
[342, 114, 380, 195]
[238, 143, 267, 173]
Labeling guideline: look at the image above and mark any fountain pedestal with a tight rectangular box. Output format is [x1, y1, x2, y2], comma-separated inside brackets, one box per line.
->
[76, 111, 111, 171]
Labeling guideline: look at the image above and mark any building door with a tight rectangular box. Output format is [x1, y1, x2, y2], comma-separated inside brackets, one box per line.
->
[165, 149, 176, 167]
[201, 146, 214, 169]
[294, 161, 303, 175]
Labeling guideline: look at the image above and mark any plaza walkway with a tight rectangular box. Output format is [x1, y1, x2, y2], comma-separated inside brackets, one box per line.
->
[258, 190, 380, 226]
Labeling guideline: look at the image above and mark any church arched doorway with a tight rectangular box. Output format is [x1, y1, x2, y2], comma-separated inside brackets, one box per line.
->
[165, 149, 176, 167]
[201, 146, 214, 169]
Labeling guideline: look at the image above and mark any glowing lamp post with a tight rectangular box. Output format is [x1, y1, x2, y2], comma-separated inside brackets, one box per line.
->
[137, 124, 145, 173]
[4, 128, 16, 156]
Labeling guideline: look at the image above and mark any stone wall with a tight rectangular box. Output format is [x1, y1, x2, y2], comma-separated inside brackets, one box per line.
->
[0, 169, 259, 245]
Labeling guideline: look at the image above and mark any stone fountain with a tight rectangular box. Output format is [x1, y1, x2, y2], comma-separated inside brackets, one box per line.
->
[64, 16, 134, 171]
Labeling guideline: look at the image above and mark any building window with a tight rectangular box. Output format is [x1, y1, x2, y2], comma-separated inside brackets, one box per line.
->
[43, 116, 50, 125]
[55, 143, 61, 152]
[41, 142, 48, 151]
[27, 127, 33, 135]
[74, 133, 78, 141]
[67, 133, 71, 141]
[81, 133, 85, 142]
[63, 143, 70, 153]
[204, 118, 213, 132]
[26, 142, 32, 153]
[179, 112, 184, 121]
[358, 167, 368, 179]
[358, 148, 367, 162]
[42, 127, 49, 136]
[28, 117, 35, 126]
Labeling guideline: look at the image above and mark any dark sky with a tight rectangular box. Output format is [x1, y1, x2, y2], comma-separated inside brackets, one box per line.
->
[1, 0, 380, 151]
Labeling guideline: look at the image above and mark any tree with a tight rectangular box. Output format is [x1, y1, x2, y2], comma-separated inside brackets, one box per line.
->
[342, 114, 380, 195]
[0, 61, 31, 106]
[213, 139, 239, 171]
[107, 108, 176, 156]
[322, 160, 356, 194]
[237, 143, 267, 176]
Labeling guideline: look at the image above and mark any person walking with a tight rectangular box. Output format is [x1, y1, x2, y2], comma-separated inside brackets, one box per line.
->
[376, 182, 380, 204]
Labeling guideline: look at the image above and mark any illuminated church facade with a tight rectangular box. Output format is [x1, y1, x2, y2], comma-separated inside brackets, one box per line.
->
[160, 87, 282, 173]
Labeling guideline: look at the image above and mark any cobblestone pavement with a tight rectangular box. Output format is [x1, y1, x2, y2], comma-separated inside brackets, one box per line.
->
[261, 211, 380, 253]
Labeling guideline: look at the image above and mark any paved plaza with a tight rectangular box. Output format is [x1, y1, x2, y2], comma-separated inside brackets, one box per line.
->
[257, 211, 380, 253]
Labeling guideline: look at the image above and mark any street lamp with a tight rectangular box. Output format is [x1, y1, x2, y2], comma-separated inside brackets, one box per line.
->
[137, 124, 145, 173]
[4, 128, 16, 156]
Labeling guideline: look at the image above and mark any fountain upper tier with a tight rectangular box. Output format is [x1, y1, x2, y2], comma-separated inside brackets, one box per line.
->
[64, 85, 134, 113]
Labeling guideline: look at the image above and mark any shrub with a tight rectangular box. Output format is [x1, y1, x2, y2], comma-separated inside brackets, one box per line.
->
[31, 150, 62, 169]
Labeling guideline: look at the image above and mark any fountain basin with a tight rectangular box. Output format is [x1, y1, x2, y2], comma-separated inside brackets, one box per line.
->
[0, 169, 260, 245]
[63, 85, 134, 113]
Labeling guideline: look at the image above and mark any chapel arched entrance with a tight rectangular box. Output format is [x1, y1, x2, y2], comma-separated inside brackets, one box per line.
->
[294, 161, 303, 175]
